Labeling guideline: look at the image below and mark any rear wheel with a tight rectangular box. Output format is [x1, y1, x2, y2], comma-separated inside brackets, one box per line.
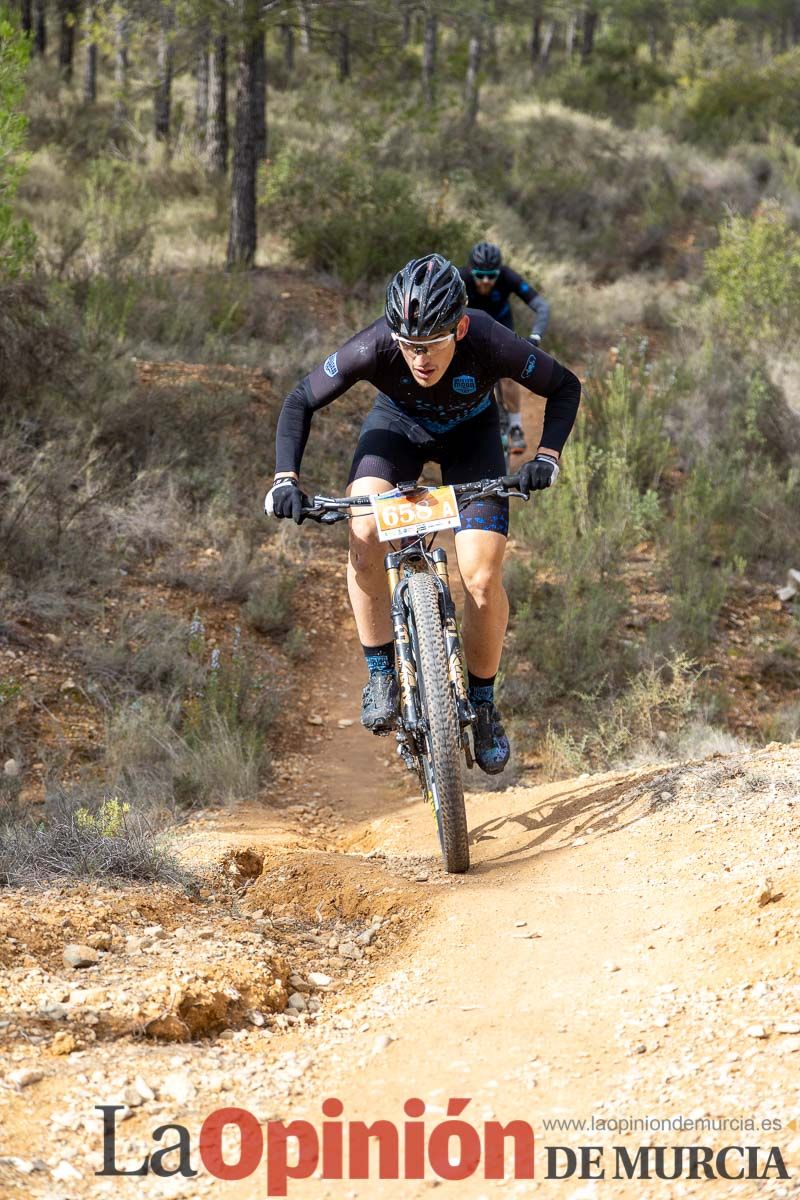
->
[407, 571, 469, 874]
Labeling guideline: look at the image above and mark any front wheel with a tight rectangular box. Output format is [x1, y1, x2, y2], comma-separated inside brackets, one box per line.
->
[407, 572, 469, 874]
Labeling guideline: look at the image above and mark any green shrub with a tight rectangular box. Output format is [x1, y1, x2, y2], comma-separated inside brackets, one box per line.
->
[105, 623, 275, 810]
[512, 436, 659, 698]
[548, 41, 672, 126]
[661, 467, 734, 655]
[0, 12, 35, 277]
[242, 569, 298, 635]
[668, 45, 800, 149]
[582, 344, 673, 491]
[80, 611, 206, 712]
[706, 204, 800, 342]
[82, 157, 156, 280]
[761, 701, 800, 744]
[262, 139, 474, 284]
[539, 654, 697, 777]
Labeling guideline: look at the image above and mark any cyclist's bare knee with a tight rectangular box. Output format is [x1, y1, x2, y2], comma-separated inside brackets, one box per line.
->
[347, 476, 391, 570]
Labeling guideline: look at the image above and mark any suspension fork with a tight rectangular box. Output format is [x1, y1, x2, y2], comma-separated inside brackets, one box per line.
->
[385, 552, 419, 731]
[431, 547, 475, 729]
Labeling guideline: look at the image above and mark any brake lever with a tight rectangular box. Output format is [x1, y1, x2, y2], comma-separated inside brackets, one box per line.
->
[301, 508, 350, 524]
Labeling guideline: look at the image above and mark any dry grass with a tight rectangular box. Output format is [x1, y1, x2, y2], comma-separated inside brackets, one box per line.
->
[0, 787, 191, 888]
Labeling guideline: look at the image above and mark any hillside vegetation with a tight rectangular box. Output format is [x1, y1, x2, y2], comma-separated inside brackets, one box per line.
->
[1, 0, 800, 880]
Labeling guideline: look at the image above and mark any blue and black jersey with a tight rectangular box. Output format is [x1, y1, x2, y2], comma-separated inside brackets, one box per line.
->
[460, 265, 549, 336]
[275, 309, 578, 475]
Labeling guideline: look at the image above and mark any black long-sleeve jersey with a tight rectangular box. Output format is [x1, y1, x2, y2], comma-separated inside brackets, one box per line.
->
[460, 265, 549, 335]
[274, 309, 580, 475]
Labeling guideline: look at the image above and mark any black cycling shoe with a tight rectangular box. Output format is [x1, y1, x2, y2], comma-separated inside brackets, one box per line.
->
[472, 701, 510, 775]
[361, 672, 399, 733]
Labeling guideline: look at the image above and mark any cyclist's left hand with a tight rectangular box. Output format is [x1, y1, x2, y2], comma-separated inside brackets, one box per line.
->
[528, 333, 542, 346]
[519, 454, 559, 493]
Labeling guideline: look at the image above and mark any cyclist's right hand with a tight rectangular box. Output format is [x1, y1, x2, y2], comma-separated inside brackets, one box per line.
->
[265, 477, 309, 524]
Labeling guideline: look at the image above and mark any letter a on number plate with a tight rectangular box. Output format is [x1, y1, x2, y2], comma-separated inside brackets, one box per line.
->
[371, 486, 461, 543]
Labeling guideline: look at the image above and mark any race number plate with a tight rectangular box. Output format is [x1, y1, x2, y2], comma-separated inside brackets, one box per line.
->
[371, 486, 461, 543]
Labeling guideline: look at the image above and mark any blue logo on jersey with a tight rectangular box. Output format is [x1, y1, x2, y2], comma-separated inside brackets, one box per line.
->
[452, 374, 477, 395]
[400, 376, 412, 385]
[521, 353, 537, 379]
[491, 290, 501, 302]
[323, 353, 339, 378]
[520, 282, 530, 295]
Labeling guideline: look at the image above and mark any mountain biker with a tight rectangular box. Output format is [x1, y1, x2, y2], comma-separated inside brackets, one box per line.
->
[460, 241, 550, 453]
[265, 254, 580, 776]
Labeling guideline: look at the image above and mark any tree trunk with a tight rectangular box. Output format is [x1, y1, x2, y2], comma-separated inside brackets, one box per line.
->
[253, 30, 266, 161]
[298, 1, 311, 51]
[581, 1, 597, 61]
[485, 7, 498, 80]
[58, 0, 78, 80]
[84, 3, 97, 102]
[21, 0, 32, 37]
[227, 24, 259, 269]
[113, 13, 130, 126]
[530, 0, 541, 67]
[647, 23, 658, 61]
[33, 0, 46, 56]
[540, 20, 555, 65]
[464, 16, 483, 129]
[154, 4, 174, 141]
[565, 13, 577, 57]
[400, 0, 411, 47]
[422, 8, 437, 103]
[280, 21, 294, 73]
[338, 24, 350, 81]
[207, 34, 229, 174]
[195, 23, 209, 143]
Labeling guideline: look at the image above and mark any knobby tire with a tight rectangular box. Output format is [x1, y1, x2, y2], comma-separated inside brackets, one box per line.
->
[407, 571, 470, 874]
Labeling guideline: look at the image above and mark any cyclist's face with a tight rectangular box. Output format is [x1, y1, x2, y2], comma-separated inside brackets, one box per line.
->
[396, 315, 469, 387]
[473, 268, 499, 296]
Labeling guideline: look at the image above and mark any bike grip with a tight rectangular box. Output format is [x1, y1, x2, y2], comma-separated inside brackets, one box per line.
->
[501, 473, 521, 488]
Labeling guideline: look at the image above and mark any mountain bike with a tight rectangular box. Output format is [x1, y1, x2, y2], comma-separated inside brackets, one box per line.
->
[301, 475, 527, 874]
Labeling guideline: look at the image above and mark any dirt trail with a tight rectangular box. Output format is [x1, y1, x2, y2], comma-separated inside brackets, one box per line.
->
[3, 392, 800, 1199]
[214, 739, 800, 1200]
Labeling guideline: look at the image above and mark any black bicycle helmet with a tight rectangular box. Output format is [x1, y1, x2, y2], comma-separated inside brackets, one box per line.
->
[385, 253, 467, 338]
[469, 241, 502, 271]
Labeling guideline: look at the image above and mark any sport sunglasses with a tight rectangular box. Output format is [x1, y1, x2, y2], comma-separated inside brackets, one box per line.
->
[391, 330, 456, 356]
[472, 269, 500, 280]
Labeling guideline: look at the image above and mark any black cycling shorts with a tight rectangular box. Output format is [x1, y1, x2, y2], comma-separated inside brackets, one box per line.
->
[347, 396, 509, 536]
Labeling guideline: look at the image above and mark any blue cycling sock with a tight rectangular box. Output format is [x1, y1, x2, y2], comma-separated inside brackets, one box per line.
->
[363, 642, 396, 677]
[468, 671, 495, 705]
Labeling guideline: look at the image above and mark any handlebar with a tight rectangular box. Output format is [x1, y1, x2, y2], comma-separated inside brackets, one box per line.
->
[300, 475, 528, 524]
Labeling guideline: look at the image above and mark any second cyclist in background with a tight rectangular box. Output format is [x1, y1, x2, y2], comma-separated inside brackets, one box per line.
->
[460, 241, 550, 452]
